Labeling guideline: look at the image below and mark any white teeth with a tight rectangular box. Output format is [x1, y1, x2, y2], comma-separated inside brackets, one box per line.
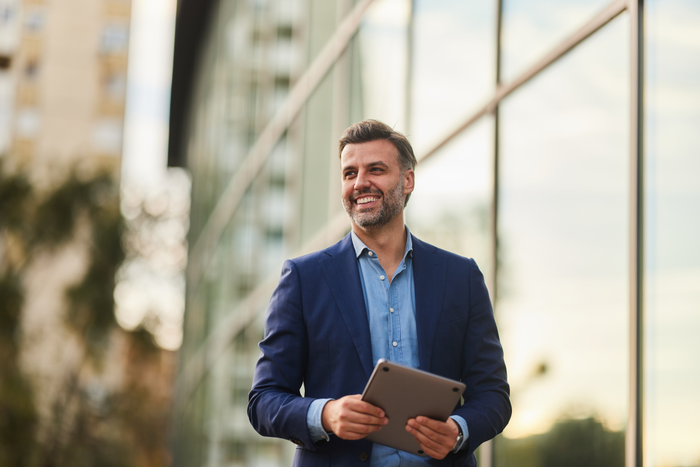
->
[357, 197, 378, 205]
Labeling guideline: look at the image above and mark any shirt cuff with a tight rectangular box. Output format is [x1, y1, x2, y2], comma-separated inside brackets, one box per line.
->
[307, 398, 334, 442]
[450, 415, 470, 452]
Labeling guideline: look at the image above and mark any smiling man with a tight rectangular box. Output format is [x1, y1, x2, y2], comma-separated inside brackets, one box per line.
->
[248, 120, 511, 466]
[341, 138, 408, 230]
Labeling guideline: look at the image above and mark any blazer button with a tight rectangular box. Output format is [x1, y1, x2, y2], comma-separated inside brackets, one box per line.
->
[359, 452, 368, 462]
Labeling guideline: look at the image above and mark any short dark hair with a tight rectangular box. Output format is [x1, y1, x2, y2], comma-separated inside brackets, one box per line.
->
[338, 120, 417, 206]
[338, 119, 417, 172]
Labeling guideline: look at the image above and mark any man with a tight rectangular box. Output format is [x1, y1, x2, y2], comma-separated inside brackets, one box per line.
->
[248, 120, 510, 466]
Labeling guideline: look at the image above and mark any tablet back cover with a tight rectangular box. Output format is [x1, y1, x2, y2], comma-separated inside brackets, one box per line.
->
[361, 359, 466, 456]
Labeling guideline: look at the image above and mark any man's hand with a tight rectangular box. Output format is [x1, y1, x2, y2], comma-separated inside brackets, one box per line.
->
[321, 394, 388, 440]
[405, 416, 460, 460]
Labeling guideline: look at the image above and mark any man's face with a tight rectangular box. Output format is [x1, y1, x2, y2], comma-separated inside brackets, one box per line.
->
[340, 139, 414, 229]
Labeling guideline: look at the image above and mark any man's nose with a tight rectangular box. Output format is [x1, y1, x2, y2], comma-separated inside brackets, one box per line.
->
[354, 170, 371, 190]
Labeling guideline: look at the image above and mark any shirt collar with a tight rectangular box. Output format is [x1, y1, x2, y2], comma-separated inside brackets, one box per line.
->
[350, 226, 414, 260]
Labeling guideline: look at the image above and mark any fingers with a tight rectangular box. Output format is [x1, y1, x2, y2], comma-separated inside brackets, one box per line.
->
[345, 395, 387, 418]
[322, 395, 389, 440]
[405, 417, 458, 460]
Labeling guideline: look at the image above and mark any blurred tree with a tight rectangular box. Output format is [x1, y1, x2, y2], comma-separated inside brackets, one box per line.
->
[540, 416, 624, 467]
[495, 414, 625, 467]
[0, 271, 39, 467]
[0, 163, 174, 467]
[0, 166, 38, 467]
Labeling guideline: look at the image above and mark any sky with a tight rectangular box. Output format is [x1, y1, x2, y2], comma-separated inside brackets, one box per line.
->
[121, 0, 176, 189]
[116, 0, 186, 351]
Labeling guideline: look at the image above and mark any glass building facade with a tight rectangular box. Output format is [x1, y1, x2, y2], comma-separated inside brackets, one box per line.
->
[169, 0, 700, 466]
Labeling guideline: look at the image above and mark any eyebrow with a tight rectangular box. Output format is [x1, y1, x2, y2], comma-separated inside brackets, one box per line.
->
[341, 160, 390, 173]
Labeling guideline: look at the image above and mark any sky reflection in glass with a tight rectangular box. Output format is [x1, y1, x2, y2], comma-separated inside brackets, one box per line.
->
[496, 15, 629, 458]
[406, 117, 493, 284]
[645, 0, 700, 465]
[411, 0, 495, 151]
[357, 0, 410, 132]
[501, 0, 612, 83]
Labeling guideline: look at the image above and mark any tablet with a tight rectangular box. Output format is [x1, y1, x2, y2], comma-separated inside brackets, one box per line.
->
[360, 359, 466, 456]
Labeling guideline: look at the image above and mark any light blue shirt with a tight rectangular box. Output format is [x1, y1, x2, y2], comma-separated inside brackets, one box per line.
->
[306, 227, 469, 465]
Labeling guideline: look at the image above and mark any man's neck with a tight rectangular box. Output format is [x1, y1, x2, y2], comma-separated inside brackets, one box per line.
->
[352, 214, 407, 279]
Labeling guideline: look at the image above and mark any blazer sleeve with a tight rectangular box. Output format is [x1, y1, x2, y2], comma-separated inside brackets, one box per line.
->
[452, 258, 511, 459]
[247, 259, 318, 450]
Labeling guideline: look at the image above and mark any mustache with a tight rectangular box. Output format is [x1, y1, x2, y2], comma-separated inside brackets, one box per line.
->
[351, 188, 383, 201]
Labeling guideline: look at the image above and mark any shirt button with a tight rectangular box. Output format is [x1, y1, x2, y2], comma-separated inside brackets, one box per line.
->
[389, 308, 394, 313]
[392, 341, 397, 347]
[368, 252, 373, 256]
[380, 275, 385, 280]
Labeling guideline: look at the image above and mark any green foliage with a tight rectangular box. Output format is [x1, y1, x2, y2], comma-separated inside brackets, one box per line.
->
[43, 386, 138, 467]
[496, 415, 625, 467]
[0, 167, 32, 233]
[0, 274, 38, 467]
[541, 417, 624, 467]
[60, 174, 127, 358]
[0, 166, 38, 463]
[0, 365, 38, 467]
[1, 164, 170, 467]
[32, 173, 116, 247]
[0, 274, 23, 347]
[0, 165, 38, 466]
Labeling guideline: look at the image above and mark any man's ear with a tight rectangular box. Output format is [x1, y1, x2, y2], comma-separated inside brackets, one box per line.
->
[404, 169, 415, 195]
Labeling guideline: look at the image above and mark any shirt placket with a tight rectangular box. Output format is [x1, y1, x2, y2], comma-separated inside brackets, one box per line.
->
[368, 253, 391, 360]
[389, 283, 399, 362]
[390, 261, 406, 364]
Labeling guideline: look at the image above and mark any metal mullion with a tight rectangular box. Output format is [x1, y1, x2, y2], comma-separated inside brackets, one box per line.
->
[492, 0, 503, 335]
[627, 1, 644, 467]
[406, 0, 415, 136]
[416, 0, 627, 166]
[482, 0, 504, 466]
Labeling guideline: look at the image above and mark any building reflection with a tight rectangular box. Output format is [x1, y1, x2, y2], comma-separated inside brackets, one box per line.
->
[168, 0, 700, 466]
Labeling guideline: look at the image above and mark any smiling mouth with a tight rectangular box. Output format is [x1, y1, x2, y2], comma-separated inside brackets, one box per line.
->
[356, 197, 379, 205]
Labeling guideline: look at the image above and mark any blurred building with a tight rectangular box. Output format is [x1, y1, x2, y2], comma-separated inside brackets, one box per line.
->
[169, 0, 700, 466]
[1, 0, 180, 465]
[0, 0, 131, 174]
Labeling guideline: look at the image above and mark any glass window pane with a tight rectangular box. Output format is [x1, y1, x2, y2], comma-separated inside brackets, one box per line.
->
[495, 16, 629, 466]
[356, 0, 410, 131]
[406, 116, 494, 282]
[501, 0, 611, 83]
[300, 68, 335, 241]
[645, 1, 700, 466]
[411, 0, 495, 150]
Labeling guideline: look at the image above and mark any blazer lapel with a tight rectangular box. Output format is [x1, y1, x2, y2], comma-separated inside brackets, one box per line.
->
[412, 235, 447, 373]
[319, 234, 374, 379]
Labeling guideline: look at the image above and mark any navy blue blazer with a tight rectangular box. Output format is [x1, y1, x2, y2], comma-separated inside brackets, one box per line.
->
[248, 233, 511, 466]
